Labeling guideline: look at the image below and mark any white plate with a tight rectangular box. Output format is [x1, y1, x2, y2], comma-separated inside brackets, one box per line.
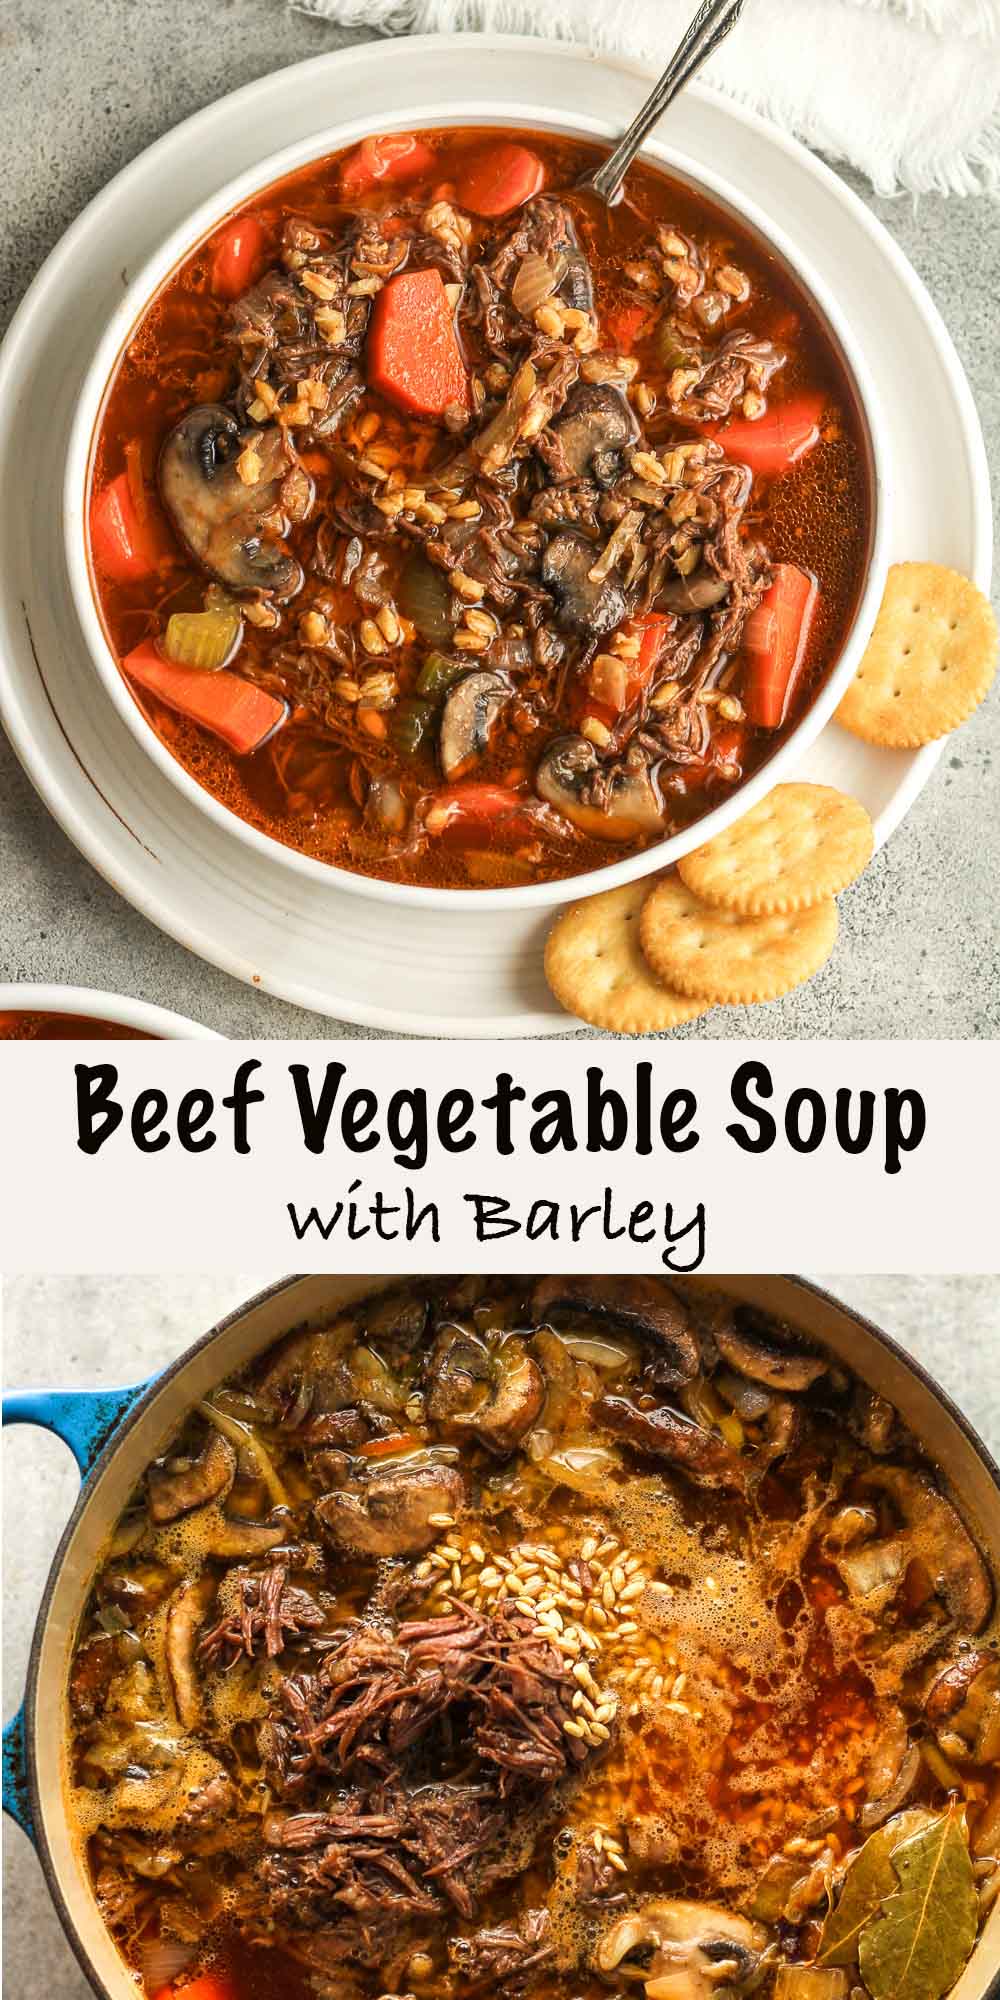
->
[0, 35, 990, 1036]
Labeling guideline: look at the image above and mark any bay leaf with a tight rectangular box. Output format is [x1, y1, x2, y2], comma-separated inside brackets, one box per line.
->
[857, 1810, 977, 2000]
[818, 1828, 898, 1966]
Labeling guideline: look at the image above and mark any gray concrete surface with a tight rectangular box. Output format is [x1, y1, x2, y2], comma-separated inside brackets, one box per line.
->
[3, 1271, 999, 1996]
[0, 0, 998, 1035]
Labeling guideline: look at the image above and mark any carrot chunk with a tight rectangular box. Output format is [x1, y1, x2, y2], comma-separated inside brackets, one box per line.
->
[152, 1974, 237, 2000]
[603, 303, 651, 354]
[742, 564, 819, 728]
[122, 640, 287, 756]
[367, 269, 469, 419]
[90, 472, 168, 583]
[340, 133, 436, 195]
[583, 613, 674, 728]
[425, 782, 537, 843]
[456, 142, 545, 217]
[211, 217, 265, 301]
[714, 393, 825, 480]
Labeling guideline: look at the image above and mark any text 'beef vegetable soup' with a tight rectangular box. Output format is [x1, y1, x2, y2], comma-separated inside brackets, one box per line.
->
[67, 1280, 999, 2000]
[87, 129, 871, 889]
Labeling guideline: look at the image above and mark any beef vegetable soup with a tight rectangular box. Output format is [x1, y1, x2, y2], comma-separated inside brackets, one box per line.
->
[88, 128, 871, 889]
[67, 1279, 999, 2000]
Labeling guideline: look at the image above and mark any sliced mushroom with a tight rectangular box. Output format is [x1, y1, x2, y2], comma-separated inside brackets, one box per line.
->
[531, 1277, 699, 1389]
[164, 1573, 216, 1732]
[536, 736, 667, 842]
[158, 404, 303, 598]
[197, 1516, 289, 1560]
[594, 1394, 744, 1490]
[850, 1384, 896, 1454]
[926, 1649, 1000, 1761]
[256, 1320, 357, 1415]
[712, 1315, 826, 1393]
[859, 1738, 922, 1830]
[714, 1370, 773, 1425]
[315, 1462, 465, 1557]
[547, 384, 638, 485]
[148, 1431, 236, 1524]
[658, 568, 729, 613]
[471, 1339, 544, 1453]
[848, 1466, 993, 1633]
[760, 1397, 799, 1465]
[439, 670, 510, 779]
[541, 532, 627, 636]
[926, 1646, 995, 1724]
[424, 1326, 543, 1453]
[596, 1898, 766, 2000]
[96, 1558, 176, 1621]
[556, 245, 595, 316]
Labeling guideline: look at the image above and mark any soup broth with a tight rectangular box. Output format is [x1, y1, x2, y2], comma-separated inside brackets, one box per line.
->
[88, 128, 871, 889]
[66, 1279, 998, 2000]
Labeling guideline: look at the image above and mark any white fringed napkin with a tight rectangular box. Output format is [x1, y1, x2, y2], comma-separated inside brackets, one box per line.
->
[290, 0, 1000, 196]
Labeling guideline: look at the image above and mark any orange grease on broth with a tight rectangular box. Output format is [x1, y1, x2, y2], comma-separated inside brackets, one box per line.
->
[88, 127, 871, 890]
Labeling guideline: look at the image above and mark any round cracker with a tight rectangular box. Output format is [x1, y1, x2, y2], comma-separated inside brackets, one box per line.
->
[545, 880, 710, 1033]
[677, 783, 873, 915]
[837, 561, 997, 748]
[640, 873, 837, 1003]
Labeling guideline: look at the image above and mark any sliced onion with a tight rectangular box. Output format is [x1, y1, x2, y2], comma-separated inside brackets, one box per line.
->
[511, 252, 564, 317]
[197, 1398, 287, 1508]
[488, 635, 532, 672]
[588, 508, 644, 584]
[367, 775, 407, 834]
[398, 554, 454, 644]
[537, 1442, 623, 1497]
[556, 1333, 637, 1372]
[96, 1604, 130, 1635]
[139, 1937, 196, 1992]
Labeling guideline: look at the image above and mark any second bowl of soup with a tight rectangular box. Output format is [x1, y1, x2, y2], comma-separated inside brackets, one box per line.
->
[69, 108, 887, 907]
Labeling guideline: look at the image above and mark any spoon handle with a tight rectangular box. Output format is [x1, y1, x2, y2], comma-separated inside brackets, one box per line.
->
[583, 0, 749, 204]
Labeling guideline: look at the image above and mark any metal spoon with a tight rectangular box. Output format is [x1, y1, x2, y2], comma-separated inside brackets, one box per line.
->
[579, 0, 749, 206]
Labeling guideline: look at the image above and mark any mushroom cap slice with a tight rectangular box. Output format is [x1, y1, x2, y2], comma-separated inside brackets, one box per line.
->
[594, 1393, 744, 1490]
[198, 1516, 289, 1560]
[315, 1462, 465, 1557]
[424, 1324, 544, 1453]
[925, 1645, 995, 1724]
[597, 1899, 766, 1993]
[856, 1465, 992, 1632]
[148, 1430, 236, 1524]
[158, 404, 304, 599]
[439, 670, 510, 779]
[547, 383, 638, 485]
[164, 1573, 216, 1732]
[531, 1276, 699, 1389]
[536, 736, 667, 842]
[541, 532, 628, 636]
[712, 1315, 827, 1393]
[658, 568, 729, 613]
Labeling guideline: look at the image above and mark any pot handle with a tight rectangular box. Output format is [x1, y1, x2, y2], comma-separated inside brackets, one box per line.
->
[2, 1380, 154, 1841]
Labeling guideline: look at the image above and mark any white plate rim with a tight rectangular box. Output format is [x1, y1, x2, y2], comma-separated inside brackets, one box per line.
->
[0, 33, 990, 1036]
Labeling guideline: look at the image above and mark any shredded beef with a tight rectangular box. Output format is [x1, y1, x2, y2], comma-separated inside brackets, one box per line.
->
[199, 1564, 326, 1669]
[260, 1785, 502, 1940]
[254, 1601, 611, 1942]
[450, 1909, 553, 1992]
